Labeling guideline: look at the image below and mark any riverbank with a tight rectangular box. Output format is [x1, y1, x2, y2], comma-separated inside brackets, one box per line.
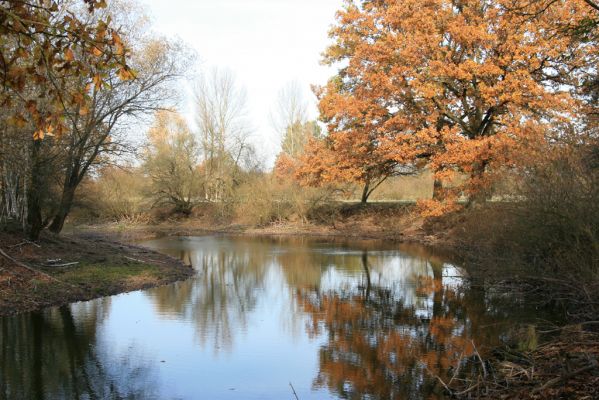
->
[72, 202, 449, 246]
[70, 208, 599, 400]
[0, 231, 194, 316]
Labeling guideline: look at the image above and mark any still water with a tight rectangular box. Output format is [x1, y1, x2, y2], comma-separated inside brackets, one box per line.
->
[1, 236, 546, 400]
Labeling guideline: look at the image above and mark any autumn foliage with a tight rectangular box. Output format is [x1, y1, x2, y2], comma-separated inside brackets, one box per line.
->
[296, 0, 597, 211]
[0, 0, 134, 139]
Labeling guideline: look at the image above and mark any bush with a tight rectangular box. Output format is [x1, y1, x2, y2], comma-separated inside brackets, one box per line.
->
[74, 167, 151, 224]
[460, 141, 599, 278]
[233, 175, 336, 226]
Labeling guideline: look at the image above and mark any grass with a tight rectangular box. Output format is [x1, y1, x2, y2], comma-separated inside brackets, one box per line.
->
[0, 231, 194, 316]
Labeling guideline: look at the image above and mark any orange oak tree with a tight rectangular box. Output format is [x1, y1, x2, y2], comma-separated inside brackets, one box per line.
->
[302, 0, 597, 212]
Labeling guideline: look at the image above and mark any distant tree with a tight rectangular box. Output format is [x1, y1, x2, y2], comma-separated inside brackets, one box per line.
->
[194, 68, 255, 202]
[271, 82, 311, 157]
[143, 111, 201, 214]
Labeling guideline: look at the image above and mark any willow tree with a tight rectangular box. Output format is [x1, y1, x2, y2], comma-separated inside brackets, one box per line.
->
[305, 0, 597, 212]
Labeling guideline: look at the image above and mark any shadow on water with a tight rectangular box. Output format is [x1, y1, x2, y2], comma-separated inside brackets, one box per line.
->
[0, 235, 558, 400]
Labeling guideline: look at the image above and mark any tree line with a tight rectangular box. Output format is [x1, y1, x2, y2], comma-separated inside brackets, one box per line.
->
[1, 0, 597, 245]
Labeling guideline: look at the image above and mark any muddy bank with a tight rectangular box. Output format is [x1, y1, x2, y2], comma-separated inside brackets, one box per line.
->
[0, 231, 194, 316]
[72, 203, 447, 247]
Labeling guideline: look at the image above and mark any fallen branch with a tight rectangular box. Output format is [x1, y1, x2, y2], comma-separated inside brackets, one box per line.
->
[472, 340, 488, 378]
[125, 256, 167, 265]
[42, 262, 79, 268]
[425, 365, 454, 396]
[0, 247, 68, 285]
[9, 240, 41, 249]
[125, 256, 145, 263]
[531, 358, 598, 394]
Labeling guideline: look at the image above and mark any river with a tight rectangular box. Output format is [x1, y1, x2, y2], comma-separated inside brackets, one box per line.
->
[0, 235, 551, 399]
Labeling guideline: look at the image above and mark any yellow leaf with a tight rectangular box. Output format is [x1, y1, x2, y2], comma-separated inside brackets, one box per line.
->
[65, 48, 75, 61]
[46, 125, 55, 137]
[93, 74, 102, 90]
[33, 130, 45, 141]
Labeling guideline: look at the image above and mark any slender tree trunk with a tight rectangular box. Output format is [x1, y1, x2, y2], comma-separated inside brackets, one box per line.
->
[27, 141, 44, 241]
[48, 184, 77, 234]
[432, 178, 443, 201]
[361, 180, 371, 204]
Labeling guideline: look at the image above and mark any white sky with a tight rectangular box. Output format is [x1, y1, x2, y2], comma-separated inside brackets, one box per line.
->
[138, 0, 342, 167]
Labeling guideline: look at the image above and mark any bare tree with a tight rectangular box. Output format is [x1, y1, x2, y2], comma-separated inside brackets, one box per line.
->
[143, 111, 201, 214]
[270, 81, 310, 157]
[194, 68, 254, 202]
[46, 2, 189, 233]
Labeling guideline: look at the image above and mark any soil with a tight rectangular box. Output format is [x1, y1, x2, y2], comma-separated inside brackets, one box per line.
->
[0, 230, 194, 316]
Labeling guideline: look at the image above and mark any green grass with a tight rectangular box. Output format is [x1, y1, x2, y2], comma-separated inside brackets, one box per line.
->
[50, 261, 163, 296]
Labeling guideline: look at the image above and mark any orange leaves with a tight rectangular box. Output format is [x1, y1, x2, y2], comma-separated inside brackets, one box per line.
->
[316, 0, 596, 212]
[117, 67, 136, 81]
[64, 48, 75, 62]
[1, 1, 135, 140]
[92, 74, 103, 90]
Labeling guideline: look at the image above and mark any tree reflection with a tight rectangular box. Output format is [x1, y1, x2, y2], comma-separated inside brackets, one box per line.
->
[296, 252, 500, 400]
[147, 239, 269, 352]
[0, 300, 158, 400]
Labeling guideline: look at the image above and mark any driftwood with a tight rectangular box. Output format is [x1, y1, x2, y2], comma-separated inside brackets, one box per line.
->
[124, 256, 167, 265]
[8, 240, 41, 249]
[42, 262, 79, 268]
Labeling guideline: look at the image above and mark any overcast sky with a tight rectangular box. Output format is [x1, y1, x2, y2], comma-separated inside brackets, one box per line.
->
[138, 0, 342, 166]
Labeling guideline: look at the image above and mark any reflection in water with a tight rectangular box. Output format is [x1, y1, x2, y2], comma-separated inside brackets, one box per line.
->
[147, 239, 269, 352]
[0, 236, 552, 400]
[296, 252, 493, 400]
[0, 299, 159, 400]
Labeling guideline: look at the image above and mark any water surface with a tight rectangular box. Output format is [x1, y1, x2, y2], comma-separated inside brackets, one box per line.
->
[1, 236, 547, 399]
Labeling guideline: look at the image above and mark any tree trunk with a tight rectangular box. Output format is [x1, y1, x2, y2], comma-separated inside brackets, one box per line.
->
[27, 141, 44, 241]
[432, 178, 443, 201]
[361, 180, 371, 204]
[48, 184, 77, 234]
[466, 161, 488, 208]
